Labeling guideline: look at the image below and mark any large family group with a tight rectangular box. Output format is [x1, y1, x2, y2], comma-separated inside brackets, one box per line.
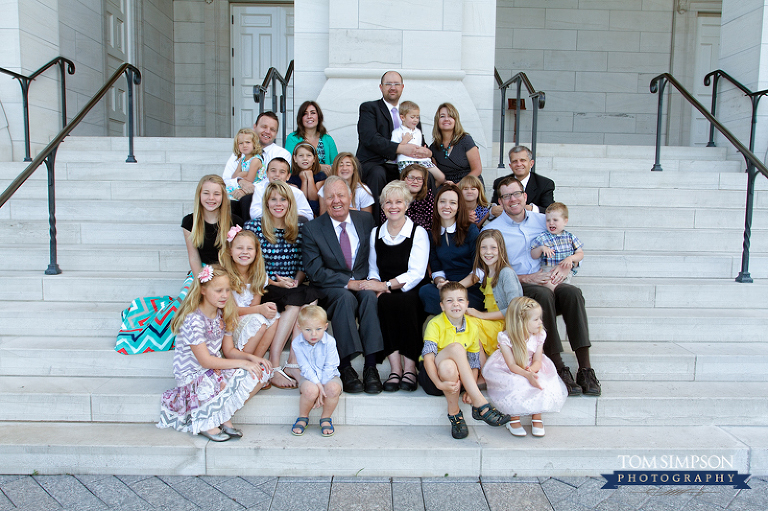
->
[116, 71, 600, 442]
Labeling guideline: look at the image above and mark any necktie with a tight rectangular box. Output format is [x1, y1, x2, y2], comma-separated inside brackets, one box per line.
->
[391, 107, 400, 129]
[339, 222, 353, 270]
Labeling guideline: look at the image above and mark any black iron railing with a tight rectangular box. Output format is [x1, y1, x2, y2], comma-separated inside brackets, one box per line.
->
[0, 63, 141, 275]
[252, 60, 294, 146]
[703, 69, 768, 157]
[0, 57, 76, 162]
[650, 73, 768, 284]
[494, 69, 545, 168]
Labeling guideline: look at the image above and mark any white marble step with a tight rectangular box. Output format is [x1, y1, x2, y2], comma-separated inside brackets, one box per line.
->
[2, 373, 768, 427]
[8, 335, 758, 382]
[0, 422, 761, 477]
[0, 162, 223, 182]
[58, 136, 232, 152]
[544, 169, 768, 191]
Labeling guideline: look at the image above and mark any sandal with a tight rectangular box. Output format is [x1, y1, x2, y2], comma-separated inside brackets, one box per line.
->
[472, 403, 511, 427]
[447, 411, 468, 439]
[319, 417, 335, 437]
[291, 417, 309, 436]
[272, 367, 298, 389]
[505, 420, 527, 437]
[531, 419, 545, 437]
[383, 373, 401, 392]
[399, 371, 418, 392]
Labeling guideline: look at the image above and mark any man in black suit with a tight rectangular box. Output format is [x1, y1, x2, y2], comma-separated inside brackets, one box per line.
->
[302, 176, 384, 394]
[490, 145, 555, 218]
[356, 71, 433, 220]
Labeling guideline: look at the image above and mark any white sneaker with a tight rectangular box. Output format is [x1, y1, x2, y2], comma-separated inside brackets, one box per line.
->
[505, 420, 527, 437]
[531, 419, 545, 437]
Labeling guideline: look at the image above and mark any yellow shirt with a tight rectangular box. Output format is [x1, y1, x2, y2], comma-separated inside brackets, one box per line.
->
[423, 313, 481, 354]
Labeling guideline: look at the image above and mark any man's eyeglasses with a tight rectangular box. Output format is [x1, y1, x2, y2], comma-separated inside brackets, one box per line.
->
[499, 191, 525, 201]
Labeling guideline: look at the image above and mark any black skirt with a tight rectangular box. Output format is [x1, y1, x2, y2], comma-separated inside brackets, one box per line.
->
[263, 283, 323, 312]
[377, 280, 427, 363]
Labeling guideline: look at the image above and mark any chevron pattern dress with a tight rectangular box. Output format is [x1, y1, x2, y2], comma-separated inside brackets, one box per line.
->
[115, 273, 194, 355]
[157, 309, 262, 435]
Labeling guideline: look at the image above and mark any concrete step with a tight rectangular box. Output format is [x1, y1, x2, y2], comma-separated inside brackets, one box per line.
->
[0, 162, 223, 182]
[0, 245, 187, 272]
[544, 169, 768, 191]
[580, 252, 767, 279]
[2, 374, 767, 426]
[0, 422, 759, 477]
[58, 136, 232, 152]
[0, 220, 183, 245]
[4, 198, 190, 222]
[10, 335, 760, 381]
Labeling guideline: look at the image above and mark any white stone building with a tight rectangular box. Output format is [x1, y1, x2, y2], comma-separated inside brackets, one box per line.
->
[1, 0, 765, 165]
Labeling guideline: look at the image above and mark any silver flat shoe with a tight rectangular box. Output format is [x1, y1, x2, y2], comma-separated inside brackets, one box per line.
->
[220, 425, 243, 438]
[199, 429, 230, 442]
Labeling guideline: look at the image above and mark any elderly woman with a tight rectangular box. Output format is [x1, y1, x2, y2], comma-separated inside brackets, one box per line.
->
[361, 180, 430, 392]
[418, 183, 483, 315]
[429, 103, 483, 184]
[285, 101, 338, 174]
[379, 163, 434, 232]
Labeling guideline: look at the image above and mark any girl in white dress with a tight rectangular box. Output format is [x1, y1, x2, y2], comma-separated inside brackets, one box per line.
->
[219, 226, 280, 355]
[483, 297, 567, 438]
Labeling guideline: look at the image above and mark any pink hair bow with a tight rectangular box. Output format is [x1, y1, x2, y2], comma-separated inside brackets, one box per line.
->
[227, 225, 243, 242]
[198, 266, 214, 283]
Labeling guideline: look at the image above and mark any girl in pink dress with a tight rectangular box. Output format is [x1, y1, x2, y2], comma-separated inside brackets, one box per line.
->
[483, 297, 567, 437]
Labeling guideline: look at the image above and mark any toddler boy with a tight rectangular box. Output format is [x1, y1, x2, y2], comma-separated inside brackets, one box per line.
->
[249, 157, 314, 220]
[418, 282, 510, 439]
[291, 305, 342, 437]
[530, 202, 584, 291]
[391, 101, 444, 183]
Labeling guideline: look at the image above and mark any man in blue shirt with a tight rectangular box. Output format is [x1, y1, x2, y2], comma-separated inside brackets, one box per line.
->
[483, 176, 600, 396]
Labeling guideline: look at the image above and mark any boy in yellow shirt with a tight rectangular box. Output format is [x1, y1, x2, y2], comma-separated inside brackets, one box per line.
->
[418, 282, 511, 439]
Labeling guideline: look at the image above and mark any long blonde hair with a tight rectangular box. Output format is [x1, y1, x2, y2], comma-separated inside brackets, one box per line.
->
[432, 102, 467, 147]
[233, 127, 262, 159]
[503, 297, 545, 368]
[262, 181, 299, 244]
[458, 174, 489, 208]
[171, 264, 239, 334]
[219, 230, 266, 296]
[471, 229, 512, 289]
[330, 152, 369, 206]
[190, 175, 232, 251]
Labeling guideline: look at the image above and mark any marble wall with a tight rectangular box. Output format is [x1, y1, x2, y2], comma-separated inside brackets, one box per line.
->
[142, 0, 175, 136]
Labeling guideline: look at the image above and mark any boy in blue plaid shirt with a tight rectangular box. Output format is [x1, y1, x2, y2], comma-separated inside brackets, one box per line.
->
[530, 202, 583, 291]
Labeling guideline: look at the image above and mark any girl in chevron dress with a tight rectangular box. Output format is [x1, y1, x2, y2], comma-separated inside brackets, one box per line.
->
[158, 264, 271, 441]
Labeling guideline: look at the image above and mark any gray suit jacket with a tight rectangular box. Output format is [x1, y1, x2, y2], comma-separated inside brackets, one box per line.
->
[302, 210, 376, 287]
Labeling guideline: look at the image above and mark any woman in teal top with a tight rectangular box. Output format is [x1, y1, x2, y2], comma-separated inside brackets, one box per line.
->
[285, 101, 338, 175]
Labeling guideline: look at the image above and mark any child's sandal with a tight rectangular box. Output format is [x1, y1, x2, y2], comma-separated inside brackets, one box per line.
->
[472, 403, 511, 427]
[447, 411, 469, 439]
[291, 417, 309, 436]
[319, 417, 335, 437]
[505, 420, 527, 437]
[531, 419, 545, 437]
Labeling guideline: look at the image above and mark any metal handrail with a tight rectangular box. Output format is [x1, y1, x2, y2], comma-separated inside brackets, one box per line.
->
[0, 63, 142, 275]
[494, 69, 545, 168]
[252, 60, 294, 145]
[650, 72, 767, 283]
[703, 69, 768, 156]
[0, 57, 76, 161]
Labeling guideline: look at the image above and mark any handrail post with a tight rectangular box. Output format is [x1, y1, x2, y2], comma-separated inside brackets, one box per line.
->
[735, 164, 756, 283]
[706, 73, 719, 147]
[44, 147, 61, 275]
[651, 77, 666, 171]
[125, 68, 138, 163]
[531, 95, 539, 163]
[514, 79, 522, 146]
[280, 79, 287, 146]
[748, 94, 761, 156]
[58, 60, 68, 130]
[498, 85, 507, 168]
[19, 79, 32, 162]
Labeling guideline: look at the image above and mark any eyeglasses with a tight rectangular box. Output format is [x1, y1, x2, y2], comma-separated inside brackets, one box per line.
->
[405, 175, 424, 183]
[499, 191, 525, 201]
[383, 82, 403, 88]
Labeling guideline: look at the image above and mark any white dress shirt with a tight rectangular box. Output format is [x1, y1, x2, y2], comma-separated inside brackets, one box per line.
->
[367, 217, 429, 292]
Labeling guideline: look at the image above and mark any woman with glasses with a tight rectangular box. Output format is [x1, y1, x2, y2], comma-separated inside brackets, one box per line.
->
[429, 103, 483, 185]
[380, 164, 434, 232]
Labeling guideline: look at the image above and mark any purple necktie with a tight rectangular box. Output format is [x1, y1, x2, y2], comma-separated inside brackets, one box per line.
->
[391, 107, 400, 129]
[339, 222, 353, 270]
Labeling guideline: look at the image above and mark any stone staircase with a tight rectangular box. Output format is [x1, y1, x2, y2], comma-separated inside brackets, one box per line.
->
[1, 137, 766, 477]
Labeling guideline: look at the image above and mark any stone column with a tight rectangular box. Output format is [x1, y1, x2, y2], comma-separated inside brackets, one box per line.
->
[718, 0, 768, 165]
[310, 0, 497, 169]
[0, 0, 61, 161]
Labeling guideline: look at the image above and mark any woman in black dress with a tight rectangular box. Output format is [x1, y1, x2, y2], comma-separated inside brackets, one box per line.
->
[430, 103, 483, 184]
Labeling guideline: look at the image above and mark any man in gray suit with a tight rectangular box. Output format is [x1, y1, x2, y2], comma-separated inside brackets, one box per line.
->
[302, 176, 384, 394]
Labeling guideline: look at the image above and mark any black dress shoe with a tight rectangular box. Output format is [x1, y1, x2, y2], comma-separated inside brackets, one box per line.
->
[363, 366, 383, 394]
[557, 366, 582, 397]
[382, 373, 401, 392]
[340, 366, 364, 394]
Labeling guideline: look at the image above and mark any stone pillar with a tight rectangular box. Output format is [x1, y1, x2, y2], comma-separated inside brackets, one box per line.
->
[718, 0, 768, 165]
[312, 0, 497, 169]
[0, 0, 61, 161]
